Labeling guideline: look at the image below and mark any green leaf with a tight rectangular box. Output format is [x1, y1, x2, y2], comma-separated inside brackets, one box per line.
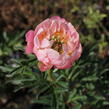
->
[57, 81, 68, 88]
[103, 101, 109, 105]
[71, 104, 81, 109]
[68, 95, 87, 103]
[82, 76, 98, 82]
[68, 89, 77, 100]
[0, 66, 13, 72]
[32, 96, 52, 105]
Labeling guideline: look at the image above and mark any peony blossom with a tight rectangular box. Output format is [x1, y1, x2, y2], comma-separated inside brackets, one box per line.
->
[25, 16, 82, 72]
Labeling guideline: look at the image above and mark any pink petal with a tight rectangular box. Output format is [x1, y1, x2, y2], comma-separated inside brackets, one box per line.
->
[71, 43, 82, 61]
[33, 48, 50, 65]
[35, 28, 44, 37]
[34, 36, 40, 49]
[56, 56, 72, 69]
[60, 23, 68, 35]
[71, 32, 79, 43]
[26, 30, 34, 42]
[25, 30, 34, 54]
[46, 49, 62, 66]
[51, 16, 66, 23]
[38, 62, 53, 72]
[34, 48, 62, 66]
[56, 62, 72, 69]
[35, 19, 50, 33]
[42, 19, 52, 30]
[68, 23, 76, 35]
[49, 20, 58, 34]
[34, 37, 52, 49]
[51, 16, 61, 20]
[56, 52, 71, 69]
[41, 38, 51, 48]
[55, 53, 72, 69]
[25, 43, 34, 54]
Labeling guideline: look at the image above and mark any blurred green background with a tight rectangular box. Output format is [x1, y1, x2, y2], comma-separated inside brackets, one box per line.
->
[0, 0, 109, 109]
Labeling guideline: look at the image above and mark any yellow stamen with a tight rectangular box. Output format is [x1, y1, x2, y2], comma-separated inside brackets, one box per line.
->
[68, 50, 73, 56]
[51, 32, 68, 54]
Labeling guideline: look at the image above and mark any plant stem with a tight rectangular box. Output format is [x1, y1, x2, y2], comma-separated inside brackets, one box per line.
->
[47, 69, 55, 82]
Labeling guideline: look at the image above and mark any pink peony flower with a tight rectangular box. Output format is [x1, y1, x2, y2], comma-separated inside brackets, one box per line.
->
[25, 16, 82, 72]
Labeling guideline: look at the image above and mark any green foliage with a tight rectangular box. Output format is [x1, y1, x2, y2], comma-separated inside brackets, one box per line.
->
[0, 31, 25, 56]
[84, 7, 107, 29]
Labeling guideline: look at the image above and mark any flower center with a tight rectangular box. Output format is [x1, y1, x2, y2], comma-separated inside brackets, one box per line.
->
[51, 32, 67, 54]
